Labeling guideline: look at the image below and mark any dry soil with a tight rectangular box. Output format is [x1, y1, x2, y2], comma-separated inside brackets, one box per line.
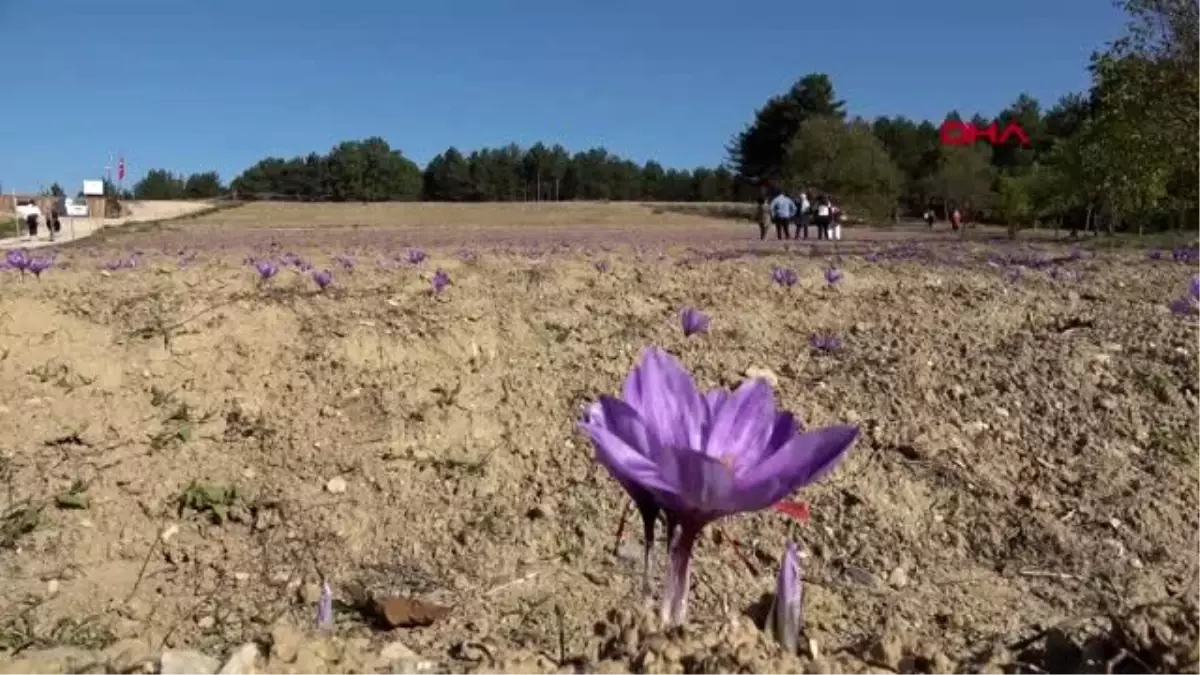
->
[0, 203, 1196, 674]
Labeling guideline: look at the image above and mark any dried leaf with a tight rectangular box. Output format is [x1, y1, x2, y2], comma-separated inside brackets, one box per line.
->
[373, 596, 452, 629]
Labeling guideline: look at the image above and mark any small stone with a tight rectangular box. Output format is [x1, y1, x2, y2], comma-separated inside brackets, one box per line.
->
[807, 637, 821, 660]
[926, 651, 953, 672]
[843, 566, 878, 587]
[745, 367, 779, 388]
[380, 640, 421, 668]
[661, 643, 682, 663]
[197, 614, 216, 629]
[103, 638, 154, 673]
[218, 643, 261, 674]
[298, 582, 322, 604]
[160, 523, 180, 543]
[234, 571, 251, 583]
[867, 635, 904, 671]
[887, 566, 909, 589]
[269, 624, 302, 663]
[963, 421, 988, 437]
[325, 476, 347, 494]
[46, 579, 59, 596]
[161, 649, 220, 675]
[121, 599, 153, 621]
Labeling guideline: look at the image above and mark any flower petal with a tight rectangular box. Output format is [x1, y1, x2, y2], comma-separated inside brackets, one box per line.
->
[703, 378, 776, 466]
[732, 425, 859, 511]
[579, 396, 680, 501]
[622, 347, 706, 452]
[703, 388, 729, 415]
[655, 446, 738, 516]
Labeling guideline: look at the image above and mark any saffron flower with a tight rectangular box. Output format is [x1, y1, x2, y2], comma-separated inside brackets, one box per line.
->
[431, 268, 451, 294]
[27, 257, 53, 278]
[823, 267, 843, 286]
[766, 541, 802, 654]
[408, 248, 427, 265]
[578, 347, 858, 626]
[316, 581, 333, 631]
[680, 307, 710, 337]
[6, 249, 29, 273]
[810, 333, 842, 353]
[254, 260, 279, 281]
[772, 267, 798, 288]
[313, 269, 333, 290]
[595, 261, 610, 273]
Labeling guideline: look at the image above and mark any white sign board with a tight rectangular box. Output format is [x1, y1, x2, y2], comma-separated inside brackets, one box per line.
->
[82, 180, 104, 196]
[64, 198, 89, 217]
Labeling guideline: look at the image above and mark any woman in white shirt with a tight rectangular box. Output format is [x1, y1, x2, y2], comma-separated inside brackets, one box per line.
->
[15, 201, 42, 239]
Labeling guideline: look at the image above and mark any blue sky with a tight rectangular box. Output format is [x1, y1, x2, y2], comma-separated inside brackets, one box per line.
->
[3, 0, 1126, 193]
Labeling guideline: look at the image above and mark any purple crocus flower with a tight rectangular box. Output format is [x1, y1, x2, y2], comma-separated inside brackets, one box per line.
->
[6, 247, 30, 270]
[810, 333, 841, 352]
[431, 268, 451, 294]
[254, 260, 279, 281]
[313, 269, 333, 290]
[27, 257, 53, 278]
[766, 541, 802, 654]
[6, 249, 29, 272]
[316, 581, 333, 631]
[772, 267, 798, 288]
[680, 307, 710, 337]
[1190, 276, 1199, 301]
[408, 248, 427, 265]
[1148, 249, 1163, 261]
[578, 348, 858, 626]
[595, 261, 610, 273]
[823, 267, 843, 286]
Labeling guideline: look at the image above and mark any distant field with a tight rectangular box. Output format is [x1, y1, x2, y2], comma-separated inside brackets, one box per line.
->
[182, 201, 749, 230]
[121, 200, 955, 250]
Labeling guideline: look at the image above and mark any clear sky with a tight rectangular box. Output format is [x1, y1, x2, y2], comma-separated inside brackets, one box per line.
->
[3, 0, 1127, 193]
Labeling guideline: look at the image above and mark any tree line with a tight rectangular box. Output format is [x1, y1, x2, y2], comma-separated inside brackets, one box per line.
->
[130, 0, 1195, 233]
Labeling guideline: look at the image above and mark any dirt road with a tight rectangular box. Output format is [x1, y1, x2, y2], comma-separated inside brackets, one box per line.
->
[0, 200, 215, 250]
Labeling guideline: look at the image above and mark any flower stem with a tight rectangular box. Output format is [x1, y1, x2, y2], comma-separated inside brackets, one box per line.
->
[660, 521, 700, 627]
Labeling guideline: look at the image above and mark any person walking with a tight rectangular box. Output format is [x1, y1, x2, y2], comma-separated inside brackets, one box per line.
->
[924, 209, 935, 229]
[48, 208, 61, 242]
[796, 191, 811, 239]
[769, 190, 797, 240]
[756, 197, 771, 240]
[813, 196, 833, 240]
[15, 200, 42, 240]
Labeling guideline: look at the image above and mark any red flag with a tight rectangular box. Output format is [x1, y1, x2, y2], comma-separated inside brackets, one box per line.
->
[118, 156, 125, 181]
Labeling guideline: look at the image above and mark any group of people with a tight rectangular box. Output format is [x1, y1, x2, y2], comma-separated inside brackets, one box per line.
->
[923, 207, 963, 231]
[14, 200, 62, 241]
[756, 189, 842, 241]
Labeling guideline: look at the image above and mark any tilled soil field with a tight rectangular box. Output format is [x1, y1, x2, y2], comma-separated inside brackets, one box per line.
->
[0, 226, 1197, 674]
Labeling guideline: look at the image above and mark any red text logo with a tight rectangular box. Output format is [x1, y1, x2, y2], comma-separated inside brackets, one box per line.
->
[940, 120, 1031, 147]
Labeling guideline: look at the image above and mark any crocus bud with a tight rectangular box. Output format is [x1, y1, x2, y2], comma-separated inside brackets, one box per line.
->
[316, 581, 334, 631]
[766, 541, 802, 653]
